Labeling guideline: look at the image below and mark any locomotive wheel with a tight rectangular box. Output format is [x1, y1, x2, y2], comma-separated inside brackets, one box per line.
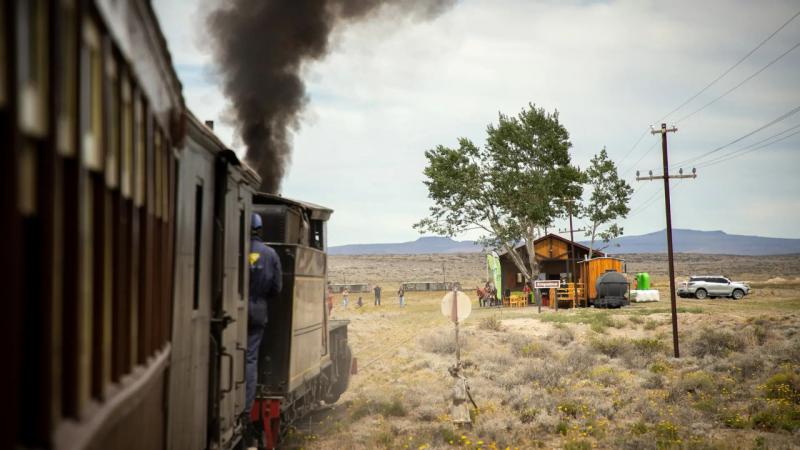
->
[325, 344, 352, 404]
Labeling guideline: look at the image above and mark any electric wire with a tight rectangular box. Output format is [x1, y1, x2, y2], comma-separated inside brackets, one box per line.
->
[670, 103, 800, 168]
[674, 39, 800, 124]
[618, 9, 800, 169]
[695, 127, 800, 169]
[658, 8, 800, 123]
[692, 122, 800, 168]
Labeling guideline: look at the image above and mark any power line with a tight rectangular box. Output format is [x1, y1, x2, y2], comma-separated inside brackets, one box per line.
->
[675, 39, 800, 124]
[671, 103, 800, 168]
[618, 8, 800, 169]
[658, 8, 800, 123]
[693, 122, 800, 168]
[617, 128, 650, 167]
[623, 140, 659, 176]
[696, 127, 800, 168]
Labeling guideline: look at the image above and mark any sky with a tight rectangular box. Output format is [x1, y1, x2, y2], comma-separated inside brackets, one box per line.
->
[153, 0, 800, 246]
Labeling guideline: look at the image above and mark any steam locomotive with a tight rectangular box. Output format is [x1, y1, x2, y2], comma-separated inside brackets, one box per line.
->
[1, 1, 350, 449]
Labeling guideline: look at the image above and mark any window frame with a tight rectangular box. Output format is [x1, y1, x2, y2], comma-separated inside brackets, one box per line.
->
[80, 15, 103, 172]
[16, 0, 49, 137]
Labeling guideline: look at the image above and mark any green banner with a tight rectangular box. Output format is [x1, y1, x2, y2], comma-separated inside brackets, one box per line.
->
[486, 252, 502, 292]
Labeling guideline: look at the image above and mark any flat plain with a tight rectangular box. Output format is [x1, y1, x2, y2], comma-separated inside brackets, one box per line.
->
[285, 253, 800, 449]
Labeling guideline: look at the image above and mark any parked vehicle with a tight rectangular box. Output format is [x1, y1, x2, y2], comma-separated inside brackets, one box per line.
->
[678, 276, 751, 300]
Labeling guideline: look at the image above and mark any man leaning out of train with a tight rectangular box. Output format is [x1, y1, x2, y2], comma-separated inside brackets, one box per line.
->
[245, 213, 283, 425]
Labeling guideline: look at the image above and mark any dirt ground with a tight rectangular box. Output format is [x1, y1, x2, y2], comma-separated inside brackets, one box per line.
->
[283, 253, 800, 449]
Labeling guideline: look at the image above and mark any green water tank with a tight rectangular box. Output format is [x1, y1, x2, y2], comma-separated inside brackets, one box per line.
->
[636, 272, 650, 290]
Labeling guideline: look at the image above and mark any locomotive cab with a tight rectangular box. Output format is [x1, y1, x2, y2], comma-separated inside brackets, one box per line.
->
[250, 194, 351, 446]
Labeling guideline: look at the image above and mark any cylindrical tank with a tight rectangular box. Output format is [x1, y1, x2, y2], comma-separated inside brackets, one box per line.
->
[636, 272, 650, 290]
[595, 270, 628, 308]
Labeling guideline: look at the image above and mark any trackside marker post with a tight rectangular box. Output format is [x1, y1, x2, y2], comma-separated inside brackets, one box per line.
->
[441, 288, 474, 425]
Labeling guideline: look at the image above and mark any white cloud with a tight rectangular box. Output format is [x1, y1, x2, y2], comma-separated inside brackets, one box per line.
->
[154, 0, 800, 246]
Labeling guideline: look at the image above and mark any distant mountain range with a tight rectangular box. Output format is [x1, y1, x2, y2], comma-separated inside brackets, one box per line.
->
[586, 229, 800, 256]
[329, 236, 482, 255]
[328, 229, 800, 256]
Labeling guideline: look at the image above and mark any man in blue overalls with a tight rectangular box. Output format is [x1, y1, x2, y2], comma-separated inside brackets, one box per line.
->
[245, 212, 282, 419]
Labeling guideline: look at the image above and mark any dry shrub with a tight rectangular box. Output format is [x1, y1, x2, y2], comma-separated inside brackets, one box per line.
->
[623, 337, 669, 369]
[518, 358, 569, 389]
[767, 336, 800, 365]
[628, 315, 645, 325]
[727, 351, 766, 381]
[548, 326, 575, 345]
[589, 337, 628, 358]
[669, 370, 717, 402]
[641, 372, 665, 389]
[479, 315, 504, 331]
[589, 365, 622, 387]
[419, 328, 468, 355]
[643, 319, 660, 330]
[565, 347, 598, 372]
[512, 340, 552, 359]
[688, 328, 746, 358]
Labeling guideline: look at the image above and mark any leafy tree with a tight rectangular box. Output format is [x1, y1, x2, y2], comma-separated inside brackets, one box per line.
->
[415, 104, 583, 287]
[583, 147, 633, 258]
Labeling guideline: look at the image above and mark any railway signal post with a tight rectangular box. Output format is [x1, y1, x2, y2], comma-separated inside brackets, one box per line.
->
[636, 123, 698, 358]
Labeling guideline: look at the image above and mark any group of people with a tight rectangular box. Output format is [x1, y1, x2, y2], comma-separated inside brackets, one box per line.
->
[477, 281, 498, 307]
[477, 281, 535, 307]
[327, 284, 407, 312]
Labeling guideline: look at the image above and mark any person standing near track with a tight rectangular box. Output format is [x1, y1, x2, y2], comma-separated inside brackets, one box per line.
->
[374, 284, 382, 306]
[397, 286, 405, 308]
[342, 287, 349, 309]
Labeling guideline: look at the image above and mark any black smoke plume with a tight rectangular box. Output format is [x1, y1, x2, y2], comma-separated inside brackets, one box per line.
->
[206, 0, 455, 193]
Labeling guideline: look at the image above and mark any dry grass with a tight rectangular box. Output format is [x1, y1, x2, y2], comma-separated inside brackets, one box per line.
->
[282, 254, 800, 449]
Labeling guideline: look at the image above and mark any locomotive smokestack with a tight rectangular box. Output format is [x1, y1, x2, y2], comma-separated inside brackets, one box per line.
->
[204, 0, 455, 193]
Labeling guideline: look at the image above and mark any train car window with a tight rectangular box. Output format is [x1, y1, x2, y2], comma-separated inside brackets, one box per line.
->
[133, 95, 145, 207]
[56, 0, 76, 156]
[162, 137, 170, 222]
[0, 0, 5, 108]
[238, 209, 245, 299]
[104, 46, 119, 189]
[77, 165, 95, 415]
[120, 74, 132, 198]
[310, 220, 324, 250]
[193, 184, 203, 310]
[17, 143, 36, 216]
[80, 16, 103, 171]
[16, 0, 48, 137]
[154, 131, 162, 219]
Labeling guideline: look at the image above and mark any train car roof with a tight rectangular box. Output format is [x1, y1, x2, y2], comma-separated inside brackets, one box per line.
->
[254, 193, 333, 221]
[184, 111, 262, 187]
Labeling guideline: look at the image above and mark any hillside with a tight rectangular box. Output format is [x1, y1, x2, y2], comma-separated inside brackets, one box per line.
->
[329, 229, 800, 256]
[591, 229, 800, 256]
[329, 236, 481, 255]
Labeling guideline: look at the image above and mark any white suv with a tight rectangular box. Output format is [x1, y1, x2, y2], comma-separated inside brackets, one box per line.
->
[678, 276, 750, 300]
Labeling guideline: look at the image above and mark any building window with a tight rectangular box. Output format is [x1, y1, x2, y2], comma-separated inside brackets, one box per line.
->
[16, 0, 48, 137]
[193, 184, 203, 310]
[80, 16, 103, 171]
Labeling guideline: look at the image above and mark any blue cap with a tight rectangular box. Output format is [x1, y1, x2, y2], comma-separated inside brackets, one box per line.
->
[251, 212, 263, 231]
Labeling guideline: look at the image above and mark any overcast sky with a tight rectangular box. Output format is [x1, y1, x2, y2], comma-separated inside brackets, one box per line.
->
[154, 0, 800, 246]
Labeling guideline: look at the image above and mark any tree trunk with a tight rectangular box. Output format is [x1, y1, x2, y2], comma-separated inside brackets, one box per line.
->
[588, 222, 598, 259]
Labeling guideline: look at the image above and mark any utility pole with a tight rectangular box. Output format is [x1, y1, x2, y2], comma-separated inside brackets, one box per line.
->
[559, 204, 587, 307]
[637, 123, 697, 358]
